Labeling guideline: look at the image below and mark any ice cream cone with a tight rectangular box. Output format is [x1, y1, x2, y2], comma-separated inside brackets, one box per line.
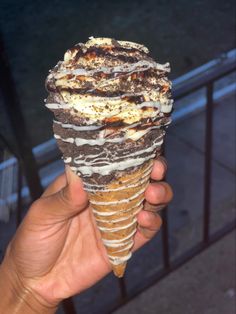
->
[85, 160, 154, 277]
[45, 37, 173, 277]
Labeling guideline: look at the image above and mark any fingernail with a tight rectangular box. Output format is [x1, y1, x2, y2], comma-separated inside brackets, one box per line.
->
[156, 156, 168, 172]
[158, 184, 166, 198]
[65, 165, 80, 184]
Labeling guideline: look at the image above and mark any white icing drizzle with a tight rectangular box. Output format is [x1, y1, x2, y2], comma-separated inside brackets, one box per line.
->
[136, 101, 161, 109]
[46, 96, 172, 121]
[86, 37, 150, 54]
[54, 120, 102, 131]
[111, 241, 134, 253]
[92, 209, 117, 216]
[45, 103, 71, 110]
[72, 137, 162, 163]
[54, 119, 144, 135]
[90, 186, 146, 205]
[103, 240, 133, 249]
[84, 162, 153, 190]
[95, 213, 138, 223]
[92, 202, 143, 216]
[108, 252, 132, 265]
[102, 228, 137, 245]
[46, 97, 172, 115]
[70, 153, 156, 176]
[54, 134, 125, 145]
[55, 125, 163, 177]
[84, 173, 150, 192]
[98, 217, 137, 232]
[56, 60, 170, 78]
[55, 122, 165, 148]
[63, 157, 72, 163]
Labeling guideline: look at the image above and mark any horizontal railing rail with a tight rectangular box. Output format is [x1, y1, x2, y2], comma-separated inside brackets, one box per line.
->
[173, 54, 236, 99]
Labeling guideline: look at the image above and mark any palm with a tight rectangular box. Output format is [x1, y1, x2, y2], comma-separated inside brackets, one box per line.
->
[41, 206, 111, 300]
[12, 204, 111, 303]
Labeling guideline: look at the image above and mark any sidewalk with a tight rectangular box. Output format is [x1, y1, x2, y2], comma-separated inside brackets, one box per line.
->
[114, 230, 236, 314]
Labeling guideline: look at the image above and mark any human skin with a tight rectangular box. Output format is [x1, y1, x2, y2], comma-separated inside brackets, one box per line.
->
[0, 158, 173, 313]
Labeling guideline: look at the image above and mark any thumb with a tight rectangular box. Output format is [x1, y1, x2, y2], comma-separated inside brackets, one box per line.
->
[30, 167, 89, 221]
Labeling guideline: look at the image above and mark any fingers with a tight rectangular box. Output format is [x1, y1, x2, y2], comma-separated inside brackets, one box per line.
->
[133, 170, 173, 251]
[41, 173, 67, 197]
[30, 167, 89, 221]
[145, 182, 173, 206]
[138, 211, 162, 239]
[133, 211, 162, 251]
[150, 157, 167, 181]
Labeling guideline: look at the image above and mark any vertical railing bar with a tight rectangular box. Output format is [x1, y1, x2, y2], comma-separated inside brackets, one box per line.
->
[0, 31, 43, 200]
[16, 159, 23, 227]
[161, 144, 170, 269]
[203, 82, 214, 243]
[0, 133, 19, 159]
[161, 207, 170, 269]
[118, 277, 128, 300]
[62, 298, 77, 314]
[0, 133, 23, 227]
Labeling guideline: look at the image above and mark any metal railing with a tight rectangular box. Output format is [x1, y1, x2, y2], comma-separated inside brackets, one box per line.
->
[107, 53, 236, 313]
[0, 29, 235, 313]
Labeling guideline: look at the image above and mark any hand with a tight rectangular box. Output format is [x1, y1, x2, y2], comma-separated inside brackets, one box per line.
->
[0, 158, 173, 311]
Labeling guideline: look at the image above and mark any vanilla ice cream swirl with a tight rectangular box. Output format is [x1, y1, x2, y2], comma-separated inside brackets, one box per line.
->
[45, 37, 173, 126]
[45, 37, 173, 182]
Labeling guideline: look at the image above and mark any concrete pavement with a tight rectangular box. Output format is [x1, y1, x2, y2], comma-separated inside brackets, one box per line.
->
[114, 231, 236, 314]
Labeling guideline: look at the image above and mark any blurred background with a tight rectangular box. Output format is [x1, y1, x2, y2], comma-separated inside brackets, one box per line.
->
[0, 1, 235, 313]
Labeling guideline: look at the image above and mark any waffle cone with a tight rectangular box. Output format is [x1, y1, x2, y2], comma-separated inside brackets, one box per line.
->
[86, 160, 154, 277]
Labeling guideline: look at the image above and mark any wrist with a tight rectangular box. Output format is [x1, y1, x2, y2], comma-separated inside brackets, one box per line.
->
[0, 261, 58, 314]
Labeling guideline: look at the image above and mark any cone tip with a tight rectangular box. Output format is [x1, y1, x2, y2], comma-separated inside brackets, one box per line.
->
[112, 262, 127, 278]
